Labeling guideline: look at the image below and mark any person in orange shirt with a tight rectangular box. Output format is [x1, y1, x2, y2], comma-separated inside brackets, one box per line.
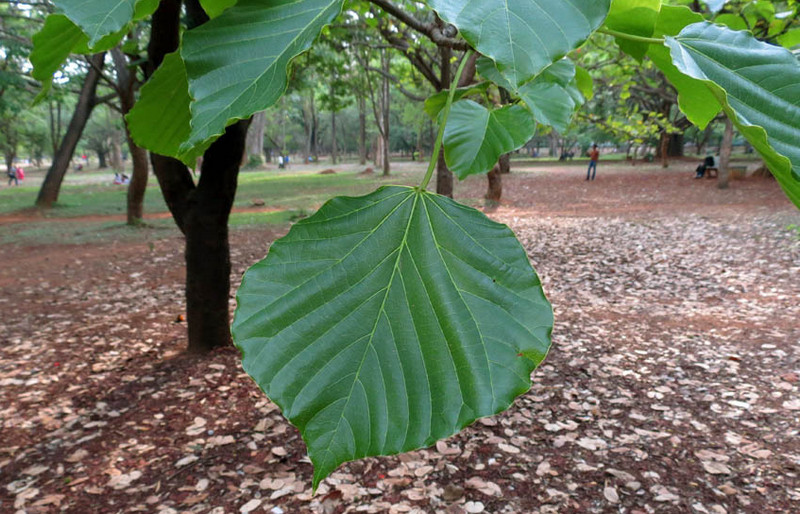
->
[586, 144, 599, 181]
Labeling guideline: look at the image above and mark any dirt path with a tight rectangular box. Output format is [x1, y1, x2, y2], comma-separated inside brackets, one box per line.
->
[1, 167, 798, 514]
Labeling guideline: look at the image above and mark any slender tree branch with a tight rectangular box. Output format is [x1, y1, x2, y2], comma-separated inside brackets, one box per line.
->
[368, 0, 469, 50]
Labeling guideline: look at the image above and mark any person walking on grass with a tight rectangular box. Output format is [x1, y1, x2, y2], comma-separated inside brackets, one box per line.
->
[7, 167, 17, 186]
[586, 144, 599, 181]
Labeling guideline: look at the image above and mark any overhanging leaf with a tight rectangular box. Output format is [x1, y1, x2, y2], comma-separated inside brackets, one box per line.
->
[30, 15, 89, 98]
[604, 0, 662, 60]
[428, 0, 611, 87]
[647, 6, 721, 129]
[517, 60, 585, 133]
[477, 58, 585, 132]
[575, 65, 594, 100]
[125, 52, 209, 166]
[667, 22, 800, 207]
[52, 0, 156, 47]
[444, 101, 536, 179]
[178, 0, 344, 155]
[425, 82, 490, 120]
[233, 186, 553, 488]
[200, 0, 237, 18]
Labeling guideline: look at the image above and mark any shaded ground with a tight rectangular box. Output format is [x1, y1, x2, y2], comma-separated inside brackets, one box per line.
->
[1, 163, 798, 514]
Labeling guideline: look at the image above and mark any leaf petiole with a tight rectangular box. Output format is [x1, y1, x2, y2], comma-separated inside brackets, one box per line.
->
[598, 27, 665, 45]
[420, 50, 475, 191]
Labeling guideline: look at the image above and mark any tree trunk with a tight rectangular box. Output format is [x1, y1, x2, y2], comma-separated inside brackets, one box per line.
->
[97, 150, 108, 169]
[111, 129, 123, 171]
[126, 138, 149, 225]
[36, 53, 105, 208]
[380, 49, 391, 176]
[436, 46, 452, 195]
[112, 47, 149, 226]
[486, 154, 509, 202]
[358, 94, 367, 165]
[436, 151, 453, 198]
[184, 120, 249, 353]
[245, 111, 266, 166]
[549, 132, 559, 158]
[147, 0, 250, 353]
[667, 133, 684, 157]
[49, 100, 63, 157]
[486, 164, 502, 202]
[718, 117, 734, 190]
[5, 152, 15, 175]
[331, 110, 338, 165]
[659, 132, 670, 168]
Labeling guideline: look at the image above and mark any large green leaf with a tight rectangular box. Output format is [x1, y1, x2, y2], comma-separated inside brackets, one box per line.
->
[477, 58, 585, 132]
[444, 101, 536, 179]
[233, 186, 553, 488]
[516, 60, 585, 133]
[30, 13, 128, 100]
[52, 0, 156, 47]
[604, 0, 662, 60]
[424, 82, 490, 120]
[428, 0, 611, 87]
[30, 15, 89, 97]
[200, 0, 238, 18]
[647, 5, 721, 129]
[177, 0, 344, 156]
[666, 22, 800, 207]
[574, 65, 594, 100]
[125, 52, 210, 166]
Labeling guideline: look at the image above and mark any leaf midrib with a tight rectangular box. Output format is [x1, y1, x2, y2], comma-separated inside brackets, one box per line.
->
[316, 190, 422, 470]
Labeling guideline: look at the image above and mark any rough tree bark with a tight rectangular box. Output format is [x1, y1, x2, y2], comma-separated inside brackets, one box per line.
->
[147, 0, 251, 353]
[36, 53, 105, 208]
[358, 93, 367, 165]
[718, 117, 734, 190]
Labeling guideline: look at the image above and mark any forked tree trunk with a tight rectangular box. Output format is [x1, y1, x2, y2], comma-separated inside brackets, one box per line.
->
[718, 117, 734, 190]
[36, 53, 105, 208]
[148, 0, 251, 353]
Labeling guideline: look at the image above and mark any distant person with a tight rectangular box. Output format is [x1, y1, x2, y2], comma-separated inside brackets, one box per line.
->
[15, 166, 24, 182]
[695, 156, 715, 179]
[6, 167, 17, 186]
[586, 144, 599, 181]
